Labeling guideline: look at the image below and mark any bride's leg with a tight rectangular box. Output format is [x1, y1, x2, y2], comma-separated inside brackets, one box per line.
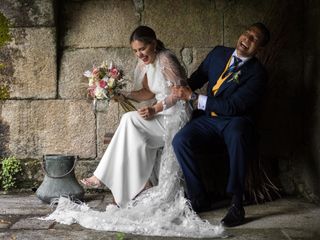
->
[95, 111, 165, 207]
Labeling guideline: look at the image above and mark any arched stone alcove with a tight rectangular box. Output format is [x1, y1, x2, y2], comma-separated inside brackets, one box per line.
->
[0, 0, 319, 203]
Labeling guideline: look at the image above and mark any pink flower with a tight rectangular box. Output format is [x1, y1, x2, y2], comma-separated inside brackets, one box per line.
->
[110, 67, 119, 78]
[99, 80, 107, 88]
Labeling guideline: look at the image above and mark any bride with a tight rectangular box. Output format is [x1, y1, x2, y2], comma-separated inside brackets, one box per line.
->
[45, 26, 224, 238]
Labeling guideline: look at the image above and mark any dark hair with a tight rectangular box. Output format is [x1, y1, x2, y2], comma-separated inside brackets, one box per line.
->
[130, 25, 165, 51]
[249, 22, 270, 47]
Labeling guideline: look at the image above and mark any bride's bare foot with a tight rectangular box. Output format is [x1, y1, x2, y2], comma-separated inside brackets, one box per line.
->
[144, 180, 153, 190]
[80, 176, 101, 188]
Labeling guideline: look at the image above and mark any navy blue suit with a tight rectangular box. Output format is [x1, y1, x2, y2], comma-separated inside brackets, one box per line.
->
[172, 46, 268, 210]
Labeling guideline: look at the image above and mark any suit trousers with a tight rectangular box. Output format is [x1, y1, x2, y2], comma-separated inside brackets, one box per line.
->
[172, 114, 256, 208]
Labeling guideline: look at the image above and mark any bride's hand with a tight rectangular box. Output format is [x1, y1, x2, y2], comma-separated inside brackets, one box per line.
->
[138, 106, 156, 120]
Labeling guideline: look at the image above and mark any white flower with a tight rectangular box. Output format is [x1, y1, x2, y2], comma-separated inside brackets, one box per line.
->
[88, 77, 95, 86]
[94, 87, 106, 99]
[102, 75, 109, 81]
[100, 61, 108, 69]
[83, 70, 93, 78]
[108, 78, 115, 88]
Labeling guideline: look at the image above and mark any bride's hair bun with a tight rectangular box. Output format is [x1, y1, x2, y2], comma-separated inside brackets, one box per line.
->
[130, 26, 165, 51]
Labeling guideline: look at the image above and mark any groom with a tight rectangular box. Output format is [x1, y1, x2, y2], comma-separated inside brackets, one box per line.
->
[172, 22, 270, 227]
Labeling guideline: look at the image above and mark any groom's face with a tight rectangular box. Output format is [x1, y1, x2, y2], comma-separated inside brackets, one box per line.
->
[236, 26, 264, 58]
[131, 40, 157, 65]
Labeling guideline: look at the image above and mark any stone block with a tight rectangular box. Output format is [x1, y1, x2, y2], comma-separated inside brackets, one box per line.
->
[96, 101, 122, 159]
[183, 47, 212, 77]
[59, 48, 137, 99]
[74, 159, 100, 180]
[11, 218, 55, 230]
[0, 27, 56, 99]
[144, 0, 223, 48]
[0, 194, 51, 215]
[63, 0, 140, 48]
[0, 0, 55, 27]
[1, 100, 96, 159]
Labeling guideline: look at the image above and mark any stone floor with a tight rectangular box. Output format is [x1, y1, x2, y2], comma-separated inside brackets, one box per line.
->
[0, 191, 320, 240]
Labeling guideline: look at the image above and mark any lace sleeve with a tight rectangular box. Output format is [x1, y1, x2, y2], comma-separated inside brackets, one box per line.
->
[159, 50, 187, 110]
[133, 59, 147, 90]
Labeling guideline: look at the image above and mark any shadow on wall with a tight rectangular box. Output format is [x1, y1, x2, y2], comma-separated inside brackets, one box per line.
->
[255, 0, 320, 202]
[53, 0, 67, 85]
[0, 118, 10, 157]
[301, 52, 320, 201]
[254, 0, 305, 198]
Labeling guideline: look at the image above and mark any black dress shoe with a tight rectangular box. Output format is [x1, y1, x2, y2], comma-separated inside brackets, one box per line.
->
[221, 204, 245, 227]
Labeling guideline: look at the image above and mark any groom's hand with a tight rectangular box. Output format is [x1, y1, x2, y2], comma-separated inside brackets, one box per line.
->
[172, 86, 192, 101]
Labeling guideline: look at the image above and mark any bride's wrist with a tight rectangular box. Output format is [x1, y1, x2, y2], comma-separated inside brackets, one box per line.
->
[152, 103, 163, 114]
[151, 106, 156, 115]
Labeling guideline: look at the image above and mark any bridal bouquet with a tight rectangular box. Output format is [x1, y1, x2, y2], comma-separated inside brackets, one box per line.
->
[84, 61, 136, 112]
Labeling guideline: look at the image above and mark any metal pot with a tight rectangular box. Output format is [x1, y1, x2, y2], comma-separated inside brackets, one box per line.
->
[36, 154, 84, 204]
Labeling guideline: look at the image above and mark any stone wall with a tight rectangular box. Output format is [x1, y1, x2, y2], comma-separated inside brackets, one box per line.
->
[0, 0, 318, 201]
[0, 0, 58, 188]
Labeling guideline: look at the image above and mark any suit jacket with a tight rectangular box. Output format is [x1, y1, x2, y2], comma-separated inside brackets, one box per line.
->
[188, 46, 268, 131]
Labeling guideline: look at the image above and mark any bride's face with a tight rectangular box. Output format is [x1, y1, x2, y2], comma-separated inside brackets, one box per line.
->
[131, 40, 157, 65]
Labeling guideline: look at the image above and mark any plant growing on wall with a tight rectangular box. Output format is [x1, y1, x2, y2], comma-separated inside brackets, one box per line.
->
[0, 11, 11, 100]
[0, 85, 10, 100]
[0, 156, 22, 191]
[0, 12, 11, 47]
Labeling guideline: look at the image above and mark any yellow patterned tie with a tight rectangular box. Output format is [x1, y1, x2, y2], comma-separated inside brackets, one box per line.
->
[211, 56, 241, 116]
[212, 57, 232, 96]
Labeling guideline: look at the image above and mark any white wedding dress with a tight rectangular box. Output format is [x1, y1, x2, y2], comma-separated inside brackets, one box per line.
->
[44, 50, 224, 238]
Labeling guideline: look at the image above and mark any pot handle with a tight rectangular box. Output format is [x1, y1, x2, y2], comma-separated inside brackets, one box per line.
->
[41, 155, 79, 179]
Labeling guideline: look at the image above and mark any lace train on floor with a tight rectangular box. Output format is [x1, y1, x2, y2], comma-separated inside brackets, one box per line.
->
[44, 101, 224, 238]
